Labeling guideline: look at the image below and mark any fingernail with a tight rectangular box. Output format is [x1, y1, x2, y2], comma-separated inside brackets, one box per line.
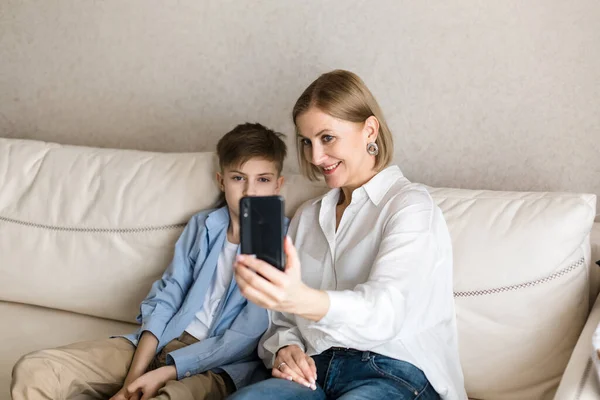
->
[287, 376, 293, 381]
[311, 384, 317, 391]
[236, 255, 243, 261]
[310, 379, 315, 385]
[304, 382, 311, 388]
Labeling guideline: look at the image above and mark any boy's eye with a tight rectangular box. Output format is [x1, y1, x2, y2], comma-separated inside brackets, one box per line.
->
[258, 177, 271, 183]
[300, 138, 312, 147]
[322, 135, 334, 143]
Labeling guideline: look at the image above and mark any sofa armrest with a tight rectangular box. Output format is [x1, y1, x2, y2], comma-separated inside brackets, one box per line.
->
[589, 223, 600, 302]
[554, 292, 600, 400]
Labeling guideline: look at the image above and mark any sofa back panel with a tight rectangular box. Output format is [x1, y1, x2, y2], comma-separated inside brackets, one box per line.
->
[430, 188, 596, 399]
[0, 222, 183, 322]
[430, 188, 596, 290]
[0, 138, 220, 228]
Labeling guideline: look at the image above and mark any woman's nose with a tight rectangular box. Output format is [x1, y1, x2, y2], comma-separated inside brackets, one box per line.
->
[311, 145, 326, 165]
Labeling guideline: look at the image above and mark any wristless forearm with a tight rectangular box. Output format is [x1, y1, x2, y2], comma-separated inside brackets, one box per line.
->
[293, 287, 330, 322]
[126, 331, 159, 380]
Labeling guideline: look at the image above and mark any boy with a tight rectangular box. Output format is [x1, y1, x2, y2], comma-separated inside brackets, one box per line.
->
[11, 123, 288, 400]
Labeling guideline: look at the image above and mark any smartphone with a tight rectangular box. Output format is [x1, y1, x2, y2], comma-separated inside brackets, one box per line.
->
[240, 195, 285, 271]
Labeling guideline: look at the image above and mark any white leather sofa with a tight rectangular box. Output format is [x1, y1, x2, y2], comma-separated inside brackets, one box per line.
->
[1, 137, 598, 400]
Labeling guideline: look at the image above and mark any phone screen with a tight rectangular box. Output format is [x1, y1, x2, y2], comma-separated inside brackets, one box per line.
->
[239, 195, 285, 271]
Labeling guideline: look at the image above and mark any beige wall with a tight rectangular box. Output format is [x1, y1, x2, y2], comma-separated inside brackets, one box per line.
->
[1, 0, 599, 216]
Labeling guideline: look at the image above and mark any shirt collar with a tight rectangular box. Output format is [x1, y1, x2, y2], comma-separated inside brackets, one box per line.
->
[363, 165, 403, 206]
[312, 165, 403, 207]
[205, 206, 230, 231]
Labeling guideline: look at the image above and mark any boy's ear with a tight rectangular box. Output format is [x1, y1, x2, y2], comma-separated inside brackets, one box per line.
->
[216, 171, 225, 191]
[275, 175, 285, 194]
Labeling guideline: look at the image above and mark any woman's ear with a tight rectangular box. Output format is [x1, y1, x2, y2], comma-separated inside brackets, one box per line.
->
[364, 115, 380, 143]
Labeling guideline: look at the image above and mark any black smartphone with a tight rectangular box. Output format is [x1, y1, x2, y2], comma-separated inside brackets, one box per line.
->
[240, 195, 285, 271]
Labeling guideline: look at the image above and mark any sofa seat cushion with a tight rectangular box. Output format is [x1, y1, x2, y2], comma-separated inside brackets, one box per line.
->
[0, 300, 137, 399]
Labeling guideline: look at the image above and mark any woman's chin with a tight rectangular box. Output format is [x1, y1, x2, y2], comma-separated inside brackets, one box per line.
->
[323, 174, 345, 189]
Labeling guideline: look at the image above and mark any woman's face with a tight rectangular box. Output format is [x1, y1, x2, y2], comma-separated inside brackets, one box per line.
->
[296, 107, 379, 190]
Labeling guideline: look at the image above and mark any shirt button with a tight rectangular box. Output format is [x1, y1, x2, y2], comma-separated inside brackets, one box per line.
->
[185, 371, 191, 377]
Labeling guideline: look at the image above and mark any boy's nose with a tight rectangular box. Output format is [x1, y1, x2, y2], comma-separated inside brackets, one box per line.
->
[245, 183, 257, 196]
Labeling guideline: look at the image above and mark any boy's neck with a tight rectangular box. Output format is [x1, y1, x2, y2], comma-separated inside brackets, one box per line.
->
[227, 221, 240, 244]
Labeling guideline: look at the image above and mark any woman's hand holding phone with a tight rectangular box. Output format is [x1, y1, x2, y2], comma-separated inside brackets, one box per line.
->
[235, 236, 330, 321]
[235, 236, 307, 313]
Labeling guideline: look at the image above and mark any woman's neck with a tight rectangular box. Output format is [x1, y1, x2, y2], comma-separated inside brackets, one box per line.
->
[339, 168, 378, 206]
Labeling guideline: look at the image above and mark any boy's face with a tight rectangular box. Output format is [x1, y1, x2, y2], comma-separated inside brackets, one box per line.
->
[216, 157, 284, 221]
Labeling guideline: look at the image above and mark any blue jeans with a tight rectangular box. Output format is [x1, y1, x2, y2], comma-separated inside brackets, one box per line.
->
[228, 348, 440, 400]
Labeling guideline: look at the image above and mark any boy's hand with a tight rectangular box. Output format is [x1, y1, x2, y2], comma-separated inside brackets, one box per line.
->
[126, 366, 177, 400]
[272, 345, 317, 390]
[110, 386, 140, 400]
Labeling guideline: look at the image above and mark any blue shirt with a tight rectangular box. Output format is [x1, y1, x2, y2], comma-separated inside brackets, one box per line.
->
[123, 206, 286, 388]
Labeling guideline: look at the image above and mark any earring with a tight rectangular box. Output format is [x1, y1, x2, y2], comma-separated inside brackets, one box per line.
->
[367, 142, 379, 156]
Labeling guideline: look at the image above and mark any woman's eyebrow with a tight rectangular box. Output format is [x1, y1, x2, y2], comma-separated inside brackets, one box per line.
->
[297, 129, 330, 139]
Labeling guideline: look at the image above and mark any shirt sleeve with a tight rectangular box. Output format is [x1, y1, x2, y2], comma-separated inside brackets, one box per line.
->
[259, 311, 307, 368]
[166, 301, 269, 379]
[313, 198, 440, 348]
[135, 216, 202, 342]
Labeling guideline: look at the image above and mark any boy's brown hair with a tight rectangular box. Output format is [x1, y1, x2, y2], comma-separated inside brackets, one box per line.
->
[217, 123, 287, 174]
[214, 123, 287, 208]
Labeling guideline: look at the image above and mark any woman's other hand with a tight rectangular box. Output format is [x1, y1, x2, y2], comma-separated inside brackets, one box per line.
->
[272, 345, 317, 390]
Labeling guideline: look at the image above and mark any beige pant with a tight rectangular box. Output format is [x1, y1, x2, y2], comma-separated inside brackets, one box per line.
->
[11, 333, 235, 400]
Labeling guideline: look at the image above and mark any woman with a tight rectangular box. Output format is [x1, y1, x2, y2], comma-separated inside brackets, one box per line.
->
[230, 70, 466, 399]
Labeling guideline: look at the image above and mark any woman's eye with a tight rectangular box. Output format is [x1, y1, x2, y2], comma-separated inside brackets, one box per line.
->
[232, 176, 244, 181]
[300, 138, 312, 147]
[322, 135, 334, 143]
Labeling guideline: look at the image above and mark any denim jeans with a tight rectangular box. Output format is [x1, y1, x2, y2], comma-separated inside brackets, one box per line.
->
[228, 348, 440, 400]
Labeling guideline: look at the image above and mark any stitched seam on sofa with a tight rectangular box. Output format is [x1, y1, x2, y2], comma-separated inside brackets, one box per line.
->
[574, 357, 592, 400]
[454, 257, 585, 297]
[0, 215, 185, 233]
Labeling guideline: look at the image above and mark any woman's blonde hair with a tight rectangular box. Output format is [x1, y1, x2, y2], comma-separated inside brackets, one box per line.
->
[292, 69, 394, 181]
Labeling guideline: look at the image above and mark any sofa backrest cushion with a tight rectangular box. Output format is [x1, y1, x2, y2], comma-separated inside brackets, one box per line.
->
[429, 187, 596, 399]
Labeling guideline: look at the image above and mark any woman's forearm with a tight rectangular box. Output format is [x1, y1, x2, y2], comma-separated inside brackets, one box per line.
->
[293, 286, 330, 322]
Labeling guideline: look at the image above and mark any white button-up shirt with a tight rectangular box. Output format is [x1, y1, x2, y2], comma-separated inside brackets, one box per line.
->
[261, 166, 466, 400]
